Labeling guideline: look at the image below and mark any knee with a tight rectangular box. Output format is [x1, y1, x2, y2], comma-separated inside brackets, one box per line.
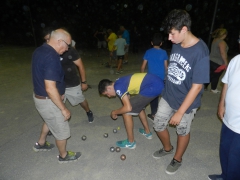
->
[176, 125, 190, 136]
[153, 116, 168, 132]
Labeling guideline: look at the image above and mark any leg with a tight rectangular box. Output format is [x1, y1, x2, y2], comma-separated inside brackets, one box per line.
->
[211, 71, 223, 90]
[226, 127, 240, 180]
[156, 129, 172, 151]
[154, 98, 174, 151]
[55, 139, 67, 158]
[218, 123, 240, 180]
[117, 58, 123, 72]
[37, 122, 49, 145]
[150, 96, 159, 116]
[80, 99, 90, 112]
[173, 134, 190, 162]
[122, 113, 134, 142]
[139, 110, 151, 134]
[174, 108, 197, 161]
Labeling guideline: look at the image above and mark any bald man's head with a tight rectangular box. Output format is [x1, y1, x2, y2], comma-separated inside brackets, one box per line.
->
[48, 28, 72, 55]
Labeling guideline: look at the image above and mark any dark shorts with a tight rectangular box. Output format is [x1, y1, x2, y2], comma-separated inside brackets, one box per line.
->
[117, 55, 124, 60]
[127, 94, 156, 115]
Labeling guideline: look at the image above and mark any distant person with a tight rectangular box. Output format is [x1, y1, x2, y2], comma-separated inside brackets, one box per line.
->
[105, 29, 117, 68]
[32, 29, 81, 163]
[152, 9, 209, 175]
[204, 28, 228, 93]
[120, 25, 130, 64]
[98, 73, 164, 149]
[42, 27, 54, 43]
[132, 26, 141, 53]
[208, 54, 240, 180]
[112, 31, 127, 74]
[140, 33, 168, 121]
[60, 40, 94, 123]
[94, 25, 107, 57]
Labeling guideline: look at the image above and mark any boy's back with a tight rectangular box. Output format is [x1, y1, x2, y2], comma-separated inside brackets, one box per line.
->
[143, 47, 168, 80]
[114, 38, 126, 56]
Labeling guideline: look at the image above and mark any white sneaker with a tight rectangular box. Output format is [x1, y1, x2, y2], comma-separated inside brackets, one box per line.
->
[211, 89, 221, 93]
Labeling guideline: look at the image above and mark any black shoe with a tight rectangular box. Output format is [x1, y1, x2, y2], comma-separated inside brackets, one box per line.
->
[87, 110, 94, 123]
[47, 131, 52, 136]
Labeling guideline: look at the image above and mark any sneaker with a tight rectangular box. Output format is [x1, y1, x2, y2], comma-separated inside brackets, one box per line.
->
[33, 141, 54, 152]
[152, 146, 174, 159]
[87, 110, 94, 123]
[147, 114, 154, 122]
[120, 69, 123, 73]
[165, 158, 182, 175]
[58, 151, 81, 164]
[138, 128, 153, 139]
[115, 71, 121, 75]
[123, 61, 128, 64]
[208, 175, 224, 180]
[116, 139, 136, 149]
[211, 89, 221, 93]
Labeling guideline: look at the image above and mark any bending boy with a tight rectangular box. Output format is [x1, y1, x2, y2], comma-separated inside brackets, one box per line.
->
[98, 73, 164, 149]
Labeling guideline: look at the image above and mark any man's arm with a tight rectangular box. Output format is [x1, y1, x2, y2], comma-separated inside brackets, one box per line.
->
[73, 58, 88, 91]
[111, 95, 132, 119]
[140, 60, 147, 73]
[44, 80, 70, 121]
[218, 83, 227, 120]
[169, 83, 202, 125]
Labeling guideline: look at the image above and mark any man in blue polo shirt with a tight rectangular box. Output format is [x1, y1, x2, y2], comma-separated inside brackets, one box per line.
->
[32, 29, 81, 163]
[98, 73, 164, 149]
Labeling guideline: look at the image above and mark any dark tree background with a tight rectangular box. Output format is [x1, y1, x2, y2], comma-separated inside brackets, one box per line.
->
[0, 0, 239, 53]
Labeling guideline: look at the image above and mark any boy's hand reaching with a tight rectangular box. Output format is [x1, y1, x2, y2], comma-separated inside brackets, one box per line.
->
[111, 110, 118, 120]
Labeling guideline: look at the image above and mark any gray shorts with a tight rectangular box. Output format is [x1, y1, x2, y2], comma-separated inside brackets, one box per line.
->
[98, 41, 106, 48]
[153, 98, 197, 136]
[64, 85, 85, 106]
[127, 94, 156, 115]
[33, 94, 70, 140]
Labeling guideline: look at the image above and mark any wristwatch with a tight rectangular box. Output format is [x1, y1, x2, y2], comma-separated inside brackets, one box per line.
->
[81, 81, 87, 84]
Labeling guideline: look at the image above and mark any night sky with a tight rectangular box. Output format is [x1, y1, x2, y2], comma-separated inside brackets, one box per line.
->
[1, 0, 240, 53]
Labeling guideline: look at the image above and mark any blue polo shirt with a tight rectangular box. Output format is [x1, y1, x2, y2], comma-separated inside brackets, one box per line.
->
[114, 73, 164, 99]
[122, 30, 130, 45]
[32, 43, 65, 96]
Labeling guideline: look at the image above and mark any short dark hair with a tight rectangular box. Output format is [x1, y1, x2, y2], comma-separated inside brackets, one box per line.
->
[98, 79, 113, 94]
[42, 27, 54, 38]
[162, 9, 191, 33]
[152, 33, 163, 46]
[117, 31, 123, 36]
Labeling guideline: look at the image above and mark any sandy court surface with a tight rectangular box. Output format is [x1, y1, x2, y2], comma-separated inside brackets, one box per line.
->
[0, 46, 223, 180]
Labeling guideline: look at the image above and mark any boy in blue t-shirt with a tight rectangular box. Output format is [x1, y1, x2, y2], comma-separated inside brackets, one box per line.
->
[98, 73, 164, 149]
[141, 33, 168, 121]
[152, 9, 209, 175]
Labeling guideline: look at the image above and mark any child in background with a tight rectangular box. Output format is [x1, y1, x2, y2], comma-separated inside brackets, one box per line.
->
[141, 33, 168, 121]
[113, 31, 127, 74]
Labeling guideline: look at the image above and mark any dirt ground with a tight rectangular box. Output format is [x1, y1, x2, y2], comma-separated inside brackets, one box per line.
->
[0, 46, 224, 180]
